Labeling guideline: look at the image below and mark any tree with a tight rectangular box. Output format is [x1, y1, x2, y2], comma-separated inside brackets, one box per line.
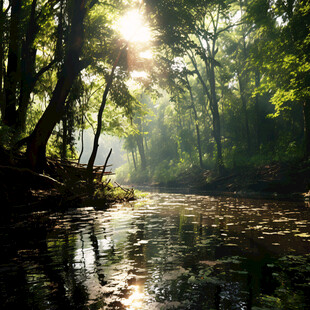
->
[26, 0, 97, 170]
[87, 46, 126, 176]
[145, 0, 236, 173]
[2, 0, 61, 133]
[247, 0, 310, 157]
[2, 0, 21, 127]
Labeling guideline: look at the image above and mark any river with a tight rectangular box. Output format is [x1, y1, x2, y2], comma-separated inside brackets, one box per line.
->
[1, 192, 310, 309]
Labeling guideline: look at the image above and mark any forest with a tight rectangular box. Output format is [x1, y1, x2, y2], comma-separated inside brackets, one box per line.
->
[1, 1, 310, 309]
[0, 0, 310, 204]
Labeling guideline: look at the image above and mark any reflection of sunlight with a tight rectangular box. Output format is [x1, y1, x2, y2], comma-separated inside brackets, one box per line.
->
[122, 285, 145, 309]
[118, 10, 151, 42]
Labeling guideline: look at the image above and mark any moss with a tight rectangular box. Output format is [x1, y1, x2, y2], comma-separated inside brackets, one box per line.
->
[94, 182, 136, 202]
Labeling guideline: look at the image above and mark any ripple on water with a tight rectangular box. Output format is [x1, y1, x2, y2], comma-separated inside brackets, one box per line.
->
[0, 193, 310, 309]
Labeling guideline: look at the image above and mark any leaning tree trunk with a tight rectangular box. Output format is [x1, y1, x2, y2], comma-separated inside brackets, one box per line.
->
[26, 0, 89, 171]
[87, 47, 125, 177]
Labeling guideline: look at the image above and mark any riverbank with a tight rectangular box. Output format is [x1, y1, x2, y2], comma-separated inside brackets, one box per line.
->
[129, 160, 310, 200]
[0, 148, 135, 209]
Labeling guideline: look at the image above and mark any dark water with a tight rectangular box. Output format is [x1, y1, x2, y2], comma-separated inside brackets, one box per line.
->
[1, 193, 310, 309]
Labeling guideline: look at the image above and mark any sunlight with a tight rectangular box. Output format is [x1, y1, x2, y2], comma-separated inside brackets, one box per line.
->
[131, 70, 148, 78]
[139, 50, 153, 59]
[118, 9, 151, 42]
[122, 285, 145, 309]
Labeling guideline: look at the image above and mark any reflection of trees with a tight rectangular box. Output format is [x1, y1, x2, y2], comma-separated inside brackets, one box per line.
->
[0, 216, 90, 309]
[258, 254, 310, 309]
[2, 195, 309, 309]
[89, 222, 106, 286]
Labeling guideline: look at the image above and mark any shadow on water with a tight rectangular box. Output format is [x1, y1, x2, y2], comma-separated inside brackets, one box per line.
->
[0, 192, 310, 309]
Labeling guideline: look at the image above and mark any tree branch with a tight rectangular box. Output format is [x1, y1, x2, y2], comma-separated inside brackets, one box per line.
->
[186, 50, 211, 102]
[33, 58, 57, 83]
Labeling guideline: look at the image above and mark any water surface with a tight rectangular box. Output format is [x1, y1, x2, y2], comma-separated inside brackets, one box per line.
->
[1, 193, 310, 309]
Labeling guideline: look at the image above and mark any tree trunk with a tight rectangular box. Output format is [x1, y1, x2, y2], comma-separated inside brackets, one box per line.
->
[209, 62, 224, 174]
[144, 136, 149, 153]
[87, 48, 125, 176]
[135, 117, 147, 170]
[3, 0, 21, 126]
[186, 75, 203, 168]
[26, 0, 88, 171]
[18, 0, 65, 133]
[17, 0, 39, 132]
[254, 70, 261, 152]
[136, 134, 147, 170]
[78, 115, 84, 164]
[131, 151, 137, 170]
[0, 0, 5, 114]
[303, 99, 310, 158]
[61, 118, 67, 160]
[194, 24, 224, 174]
[238, 72, 251, 154]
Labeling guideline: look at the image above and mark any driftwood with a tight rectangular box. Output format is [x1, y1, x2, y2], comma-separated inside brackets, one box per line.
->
[46, 157, 113, 183]
[114, 181, 135, 200]
[0, 150, 132, 207]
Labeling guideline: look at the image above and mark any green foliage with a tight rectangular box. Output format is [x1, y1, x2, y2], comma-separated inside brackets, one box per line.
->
[0, 0, 309, 186]
[0, 123, 13, 148]
[94, 180, 136, 201]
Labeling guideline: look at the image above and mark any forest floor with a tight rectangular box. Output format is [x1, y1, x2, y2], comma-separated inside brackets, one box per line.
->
[161, 160, 310, 200]
[0, 147, 136, 210]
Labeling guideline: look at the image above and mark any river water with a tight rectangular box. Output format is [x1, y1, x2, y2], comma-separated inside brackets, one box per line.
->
[1, 192, 310, 309]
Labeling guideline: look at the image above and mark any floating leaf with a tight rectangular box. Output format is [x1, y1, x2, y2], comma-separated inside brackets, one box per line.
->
[199, 260, 222, 266]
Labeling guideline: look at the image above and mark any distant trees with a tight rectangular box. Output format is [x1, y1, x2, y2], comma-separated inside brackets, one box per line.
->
[116, 0, 309, 184]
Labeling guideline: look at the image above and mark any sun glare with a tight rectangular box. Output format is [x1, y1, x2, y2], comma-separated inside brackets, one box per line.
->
[122, 285, 145, 309]
[139, 50, 153, 59]
[118, 10, 151, 42]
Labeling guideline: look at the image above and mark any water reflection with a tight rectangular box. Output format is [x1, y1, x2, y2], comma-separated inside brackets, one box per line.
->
[0, 194, 310, 309]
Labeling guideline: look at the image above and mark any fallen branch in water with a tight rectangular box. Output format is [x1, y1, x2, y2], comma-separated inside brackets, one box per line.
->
[114, 181, 135, 200]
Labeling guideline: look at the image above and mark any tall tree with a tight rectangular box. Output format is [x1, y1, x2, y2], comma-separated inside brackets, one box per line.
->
[146, 0, 232, 173]
[2, 0, 20, 127]
[0, 0, 8, 114]
[26, 0, 97, 170]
